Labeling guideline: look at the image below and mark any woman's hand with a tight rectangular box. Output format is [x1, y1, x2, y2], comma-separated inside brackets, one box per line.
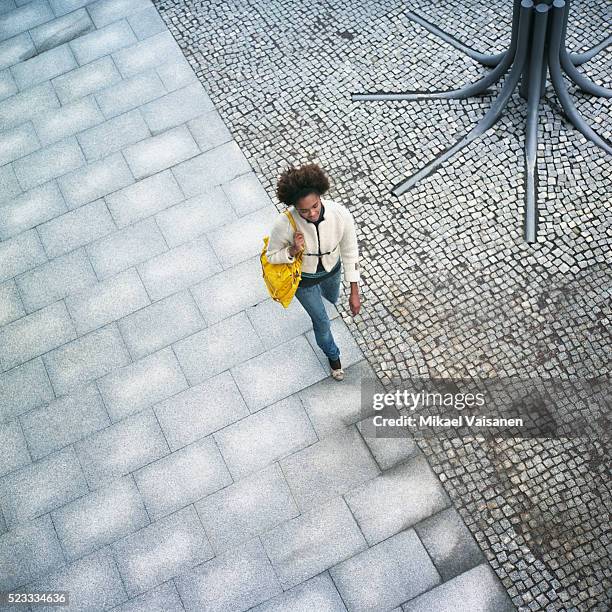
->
[349, 283, 361, 316]
[289, 232, 305, 256]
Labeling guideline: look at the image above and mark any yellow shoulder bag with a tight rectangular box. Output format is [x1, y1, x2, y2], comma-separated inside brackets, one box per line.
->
[261, 210, 302, 308]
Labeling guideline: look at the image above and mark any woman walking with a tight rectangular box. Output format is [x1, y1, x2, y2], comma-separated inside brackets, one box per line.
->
[265, 163, 361, 381]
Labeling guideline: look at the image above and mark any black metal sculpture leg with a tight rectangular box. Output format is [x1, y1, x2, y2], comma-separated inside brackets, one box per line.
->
[570, 34, 612, 66]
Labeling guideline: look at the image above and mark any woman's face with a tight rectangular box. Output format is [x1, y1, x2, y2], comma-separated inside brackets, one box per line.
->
[295, 193, 322, 222]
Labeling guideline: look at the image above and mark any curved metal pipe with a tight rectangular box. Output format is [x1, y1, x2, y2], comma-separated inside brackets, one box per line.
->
[548, 1, 612, 155]
[570, 34, 612, 66]
[393, 1, 535, 197]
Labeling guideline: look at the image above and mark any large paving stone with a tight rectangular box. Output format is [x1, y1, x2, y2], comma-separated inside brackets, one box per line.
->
[0, 0, 54, 42]
[112, 31, 184, 78]
[0, 300, 76, 373]
[155, 186, 237, 247]
[28, 547, 128, 612]
[280, 426, 380, 511]
[222, 171, 274, 217]
[156, 56, 197, 91]
[69, 19, 137, 65]
[88, 0, 152, 29]
[0, 515, 64, 591]
[0, 32, 36, 71]
[96, 346, 187, 422]
[0, 66, 17, 101]
[134, 436, 232, 520]
[0, 279, 24, 326]
[0, 181, 67, 240]
[250, 573, 347, 612]
[127, 5, 165, 40]
[43, 323, 131, 396]
[0, 358, 54, 424]
[187, 111, 232, 152]
[0, 446, 88, 527]
[52, 475, 149, 560]
[51, 55, 121, 104]
[112, 504, 213, 597]
[0, 122, 40, 166]
[11, 43, 77, 90]
[0, 228, 47, 284]
[65, 268, 150, 336]
[0, 163, 21, 205]
[414, 508, 484, 581]
[154, 370, 249, 451]
[111, 581, 184, 612]
[20, 383, 109, 460]
[214, 394, 318, 480]
[261, 497, 367, 589]
[74, 409, 169, 489]
[16, 248, 97, 313]
[230, 335, 327, 412]
[330, 529, 441, 612]
[105, 168, 183, 227]
[174, 538, 282, 612]
[49, 0, 96, 16]
[195, 463, 298, 554]
[173, 311, 263, 385]
[345, 455, 451, 545]
[0, 82, 59, 130]
[0, 418, 30, 479]
[118, 289, 204, 360]
[402, 563, 515, 612]
[30, 8, 94, 53]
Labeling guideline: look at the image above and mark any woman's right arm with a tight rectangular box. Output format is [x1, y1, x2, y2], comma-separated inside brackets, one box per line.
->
[266, 214, 297, 264]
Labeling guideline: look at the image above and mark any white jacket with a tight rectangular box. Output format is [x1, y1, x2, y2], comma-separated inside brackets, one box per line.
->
[265, 198, 360, 283]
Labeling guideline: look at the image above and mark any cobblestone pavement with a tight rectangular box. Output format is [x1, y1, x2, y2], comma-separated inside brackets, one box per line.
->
[0, 0, 519, 611]
[153, 0, 611, 610]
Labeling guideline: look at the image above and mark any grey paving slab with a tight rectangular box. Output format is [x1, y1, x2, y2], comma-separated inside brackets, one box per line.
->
[173, 311, 263, 385]
[0, 31, 36, 71]
[105, 168, 183, 227]
[0, 181, 67, 241]
[222, 172, 274, 218]
[88, 0, 152, 28]
[154, 370, 248, 451]
[133, 436, 232, 520]
[112, 504, 213, 597]
[140, 82, 214, 135]
[52, 475, 149, 560]
[112, 31, 184, 78]
[96, 346, 186, 422]
[20, 383, 109, 460]
[174, 537, 282, 612]
[37, 199, 116, 258]
[74, 408, 169, 489]
[0, 1, 15, 17]
[0, 418, 30, 479]
[0, 66, 17, 100]
[213, 395, 318, 480]
[250, 573, 347, 612]
[43, 323, 131, 396]
[262, 497, 367, 590]
[30, 8, 94, 53]
[0, 122, 40, 166]
[32, 95, 104, 146]
[0, 358, 54, 424]
[330, 529, 441, 612]
[27, 547, 128, 612]
[156, 56, 197, 91]
[280, 426, 380, 512]
[137, 234, 221, 301]
[0, 279, 24, 326]
[0, 515, 65, 592]
[65, 267, 150, 335]
[0, 82, 59, 130]
[16, 248, 97, 313]
[187, 111, 232, 153]
[195, 463, 298, 554]
[123, 124, 199, 180]
[190, 256, 269, 325]
[414, 507, 484, 581]
[95, 69, 166, 119]
[307, 317, 365, 371]
[0, 0, 54, 43]
[69, 18, 137, 66]
[230, 335, 327, 412]
[0, 300, 76, 373]
[86, 217, 167, 279]
[172, 141, 252, 198]
[0, 445, 87, 527]
[155, 186, 237, 247]
[10, 43, 76, 89]
[13, 137, 85, 191]
[0, 163, 21, 205]
[57, 151, 133, 210]
[127, 5, 165, 40]
[112, 581, 184, 612]
[344, 455, 451, 545]
[402, 563, 515, 612]
[118, 289, 204, 360]
[49, 0, 95, 17]
[0, 228, 47, 283]
[51, 55, 121, 104]
[77, 108, 150, 162]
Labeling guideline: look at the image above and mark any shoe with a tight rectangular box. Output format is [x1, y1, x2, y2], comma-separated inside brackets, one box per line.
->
[328, 357, 344, 381]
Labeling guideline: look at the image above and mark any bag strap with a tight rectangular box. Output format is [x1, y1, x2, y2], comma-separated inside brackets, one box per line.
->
[284, 210, 297, 232]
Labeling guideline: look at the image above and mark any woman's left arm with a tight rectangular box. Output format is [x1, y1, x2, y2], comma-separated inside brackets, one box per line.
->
[339, 207, 361, 316]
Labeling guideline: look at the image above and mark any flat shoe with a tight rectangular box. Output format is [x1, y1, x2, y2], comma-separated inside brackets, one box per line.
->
[331, 368, 345, 381]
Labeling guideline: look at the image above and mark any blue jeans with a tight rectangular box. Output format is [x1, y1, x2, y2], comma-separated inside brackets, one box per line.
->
[295, 265, 341, 361]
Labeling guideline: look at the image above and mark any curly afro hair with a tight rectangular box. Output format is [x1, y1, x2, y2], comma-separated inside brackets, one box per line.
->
[276, 163, 330, 206]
